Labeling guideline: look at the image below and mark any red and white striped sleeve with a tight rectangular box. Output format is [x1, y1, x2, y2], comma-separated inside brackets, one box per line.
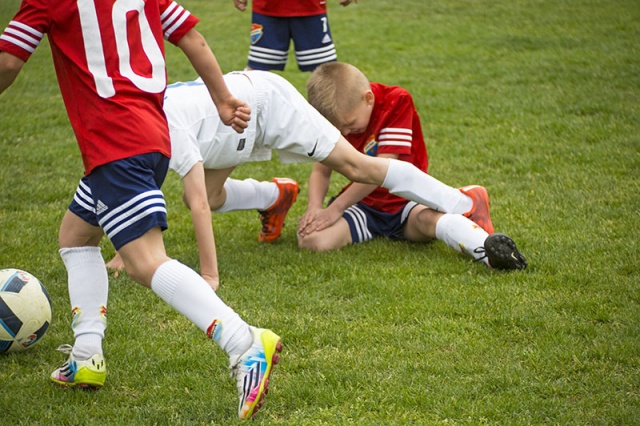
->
[159, 0, 199, 44]
[0, 5, 47, 63]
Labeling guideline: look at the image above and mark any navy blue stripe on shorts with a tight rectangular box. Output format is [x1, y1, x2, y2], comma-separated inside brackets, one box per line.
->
[69, 152, 170, 250]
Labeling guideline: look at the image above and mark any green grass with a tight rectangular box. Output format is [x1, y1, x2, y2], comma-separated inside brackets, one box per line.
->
[1, 0, 639, 424]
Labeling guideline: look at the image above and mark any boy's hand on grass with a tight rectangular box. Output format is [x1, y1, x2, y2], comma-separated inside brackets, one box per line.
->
[202, 274, 219, 292]
[106, 252, 125, 277]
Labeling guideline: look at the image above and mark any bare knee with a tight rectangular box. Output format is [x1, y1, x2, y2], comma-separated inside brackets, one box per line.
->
[298, 232, 334, 252]
[404, 207, 441, 241]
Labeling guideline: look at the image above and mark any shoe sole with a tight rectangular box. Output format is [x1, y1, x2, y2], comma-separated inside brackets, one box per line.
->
[485, 233, 528, 270]
[50, 377, 104, 390]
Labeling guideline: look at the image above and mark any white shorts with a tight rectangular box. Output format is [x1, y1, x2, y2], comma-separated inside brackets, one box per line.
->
[166, 71, 340, 177]
[248, 70, 340, 164]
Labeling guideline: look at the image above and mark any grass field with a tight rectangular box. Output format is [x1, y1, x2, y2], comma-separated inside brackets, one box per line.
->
[1, 0, 639, 424]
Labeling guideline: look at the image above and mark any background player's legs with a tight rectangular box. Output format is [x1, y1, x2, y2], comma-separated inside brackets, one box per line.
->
[291, 14, 337, 71]
[247, 14, 290, 71]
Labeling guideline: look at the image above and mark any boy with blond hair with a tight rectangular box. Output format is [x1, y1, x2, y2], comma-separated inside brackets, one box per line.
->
[298, 62, 527, 270]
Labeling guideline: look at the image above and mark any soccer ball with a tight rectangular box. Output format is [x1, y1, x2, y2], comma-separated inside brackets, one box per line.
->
[0, 268, 52, 353]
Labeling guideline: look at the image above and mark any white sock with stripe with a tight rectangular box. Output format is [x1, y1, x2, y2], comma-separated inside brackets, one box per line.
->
[59, 247, 108, 360]
[151, 260, 252, 357]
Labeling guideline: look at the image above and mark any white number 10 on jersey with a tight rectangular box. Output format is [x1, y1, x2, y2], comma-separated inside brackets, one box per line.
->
[78, 0, 166, 98]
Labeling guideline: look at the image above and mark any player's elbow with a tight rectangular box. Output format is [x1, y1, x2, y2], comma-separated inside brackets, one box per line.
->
[0, 52, 25, 94]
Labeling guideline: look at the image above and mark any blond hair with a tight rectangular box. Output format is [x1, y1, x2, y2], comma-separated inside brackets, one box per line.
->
[306, 62, 371, 128]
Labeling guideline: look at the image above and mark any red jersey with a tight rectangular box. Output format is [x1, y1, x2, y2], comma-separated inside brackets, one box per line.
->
[343, 83, 429, 214]
[252, 0, 326, 17]
[0, 0, 198, 174]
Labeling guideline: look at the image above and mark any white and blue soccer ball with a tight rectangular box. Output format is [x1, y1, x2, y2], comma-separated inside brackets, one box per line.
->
[0, 268, 51, 353]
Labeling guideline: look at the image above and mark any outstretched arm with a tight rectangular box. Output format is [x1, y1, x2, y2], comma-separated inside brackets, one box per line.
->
[177, 29, 250, 133]
[0, 51, 24, 95]
[181, 162, 220, 291]
[106, 163, 220, 290]
[298, 153, 399, 236]
[298, 162, 333, 236]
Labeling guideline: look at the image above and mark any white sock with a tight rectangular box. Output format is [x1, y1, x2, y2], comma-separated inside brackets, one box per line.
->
[151, 260, 252, 357]
[435, 213, 490, 265]
[59, 247, 108, 359]
[214, 178, 279, 213]
[382, 159, 472, 214]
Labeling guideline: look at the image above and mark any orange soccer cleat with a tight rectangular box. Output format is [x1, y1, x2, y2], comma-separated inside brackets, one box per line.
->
[460, 185, 495, 234]
[258, 178, 299, 243]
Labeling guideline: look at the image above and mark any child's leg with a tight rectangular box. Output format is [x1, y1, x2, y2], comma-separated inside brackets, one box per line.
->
[213, 178, 279, 212]
[58, 210, 108, 360]
[321, 138, 473, 214]
[119, 227, 252, 357]
[434, 213, 491, 264]
[404, 206, 491, 264]
[202, 167, 236, 211]
[203, 166, 286, 213]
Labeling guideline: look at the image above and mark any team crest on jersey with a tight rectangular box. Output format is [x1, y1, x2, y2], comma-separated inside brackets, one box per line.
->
[250, 23, 264, 45]
[364, 135, 378, 156]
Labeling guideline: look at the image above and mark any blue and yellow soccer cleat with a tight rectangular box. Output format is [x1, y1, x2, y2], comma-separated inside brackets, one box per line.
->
[50, 344, 106, 389]
[230, 327, 283, 420]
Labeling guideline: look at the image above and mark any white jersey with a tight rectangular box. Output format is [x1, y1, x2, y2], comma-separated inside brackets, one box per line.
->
[165, 71, 340, 178]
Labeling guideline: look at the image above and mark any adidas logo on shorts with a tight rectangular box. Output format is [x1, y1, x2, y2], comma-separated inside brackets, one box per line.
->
[96, 200, 108, 215]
